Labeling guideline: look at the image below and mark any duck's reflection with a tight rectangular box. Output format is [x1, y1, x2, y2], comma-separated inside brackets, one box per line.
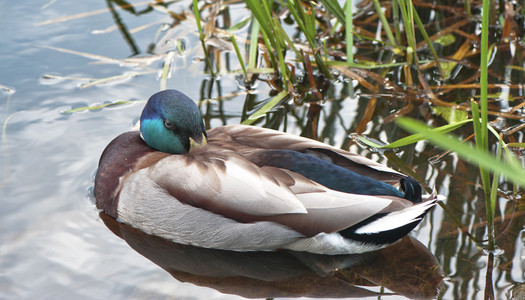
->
[101, 213, 443, 299]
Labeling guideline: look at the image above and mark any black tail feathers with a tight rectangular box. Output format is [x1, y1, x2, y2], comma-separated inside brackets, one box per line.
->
[400, 176, 422, 204]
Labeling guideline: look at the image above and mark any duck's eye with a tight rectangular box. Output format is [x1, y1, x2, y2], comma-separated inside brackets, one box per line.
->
[164, 120, 175, 129]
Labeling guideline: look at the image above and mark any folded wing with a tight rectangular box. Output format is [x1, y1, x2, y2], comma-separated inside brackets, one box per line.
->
[144, 149, 399, 237]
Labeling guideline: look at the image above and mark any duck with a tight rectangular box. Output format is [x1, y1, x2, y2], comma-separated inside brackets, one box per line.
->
[94, 89, 437, 255]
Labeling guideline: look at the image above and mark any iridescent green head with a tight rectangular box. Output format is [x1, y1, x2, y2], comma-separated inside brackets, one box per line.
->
[140, 90, 207, 154]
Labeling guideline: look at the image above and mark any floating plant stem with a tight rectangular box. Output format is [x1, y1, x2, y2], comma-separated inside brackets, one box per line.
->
[80, 71, 155, 89]
[0, 83, 15, 94]
[160, 51, 175, 91]
[62, 100, 139, 113]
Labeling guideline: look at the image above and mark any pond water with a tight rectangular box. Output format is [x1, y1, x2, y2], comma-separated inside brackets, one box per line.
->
[0, 1, 524, 299]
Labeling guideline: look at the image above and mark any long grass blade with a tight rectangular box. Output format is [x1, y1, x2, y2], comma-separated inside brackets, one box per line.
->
[397, 0, 416, 63]
[396, 118, 525, 186]
[192, 0, 215, 76]
[411, 5, 444, 77]
[479, 0, 491, 194]
[357, 119, 473, 149]
[371, 0, 396, 46]
[345, 0, 353, 63]
[231, 34, 248, 78]
[248, 17, 260, 70]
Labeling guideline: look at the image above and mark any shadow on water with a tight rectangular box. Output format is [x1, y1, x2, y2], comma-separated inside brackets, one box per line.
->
[100, 213, 444, 299]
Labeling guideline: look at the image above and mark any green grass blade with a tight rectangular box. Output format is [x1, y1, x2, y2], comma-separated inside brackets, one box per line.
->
[319, 0, 345, 24]
[397, 0, 416, 62]
[248, 17, 260, 70]
[480, 0, 490, 154]
[372, 0, 396, 46]
[507, 143, 525, 148]
[470, 99, 482, 140]
[392, 0, 402, 43]
[345, 0, 353, 63]
[259, 0, 279, 47]
[470, 98, 491, 193]
[478, 0, 492, 232]
[358, 119, 473, 149]
[487, 124, 524, 177]
[227, 17, 251, 32]
[192, 0, 204, 38]
[192, 0, 215, 76]
[271, 16, 290, 88]
[242, 90, 288, 124]
[245, 0, 287, 78]
[230, 34, 248, 78]
[276, 21, 302, 58]
[396, 117, 525, 186]
[487, 131, 502, 251]
[286, 0, 316, 49]
[412, 4, 444, 77]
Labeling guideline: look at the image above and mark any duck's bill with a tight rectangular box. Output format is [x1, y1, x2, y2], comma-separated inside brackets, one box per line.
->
[189, 133, 207, 151]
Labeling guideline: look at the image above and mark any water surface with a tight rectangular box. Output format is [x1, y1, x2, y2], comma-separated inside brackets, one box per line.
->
[0, 1, 523, 299]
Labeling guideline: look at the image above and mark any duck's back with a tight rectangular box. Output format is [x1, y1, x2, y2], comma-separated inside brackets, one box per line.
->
[207, 124, 406, 186]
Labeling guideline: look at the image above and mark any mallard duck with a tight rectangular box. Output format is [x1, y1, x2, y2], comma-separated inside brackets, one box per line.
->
[94, 90, 437, 255]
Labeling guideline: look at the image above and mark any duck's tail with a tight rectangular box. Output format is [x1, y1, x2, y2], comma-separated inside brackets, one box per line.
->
[339, 198, 437, 246]
[400, 176, 422, 204]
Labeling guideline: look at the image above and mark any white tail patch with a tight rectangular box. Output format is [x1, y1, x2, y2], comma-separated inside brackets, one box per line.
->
[354, 200, 437, 234]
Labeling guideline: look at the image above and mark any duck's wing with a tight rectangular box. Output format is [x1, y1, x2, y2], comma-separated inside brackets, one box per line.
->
[207, 125, 405, 185]
[257, 166, 414, 236]
[123, 147, 404, 237]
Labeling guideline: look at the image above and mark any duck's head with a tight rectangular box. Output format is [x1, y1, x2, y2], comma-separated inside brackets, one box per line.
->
[140, 90, 207, 154]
